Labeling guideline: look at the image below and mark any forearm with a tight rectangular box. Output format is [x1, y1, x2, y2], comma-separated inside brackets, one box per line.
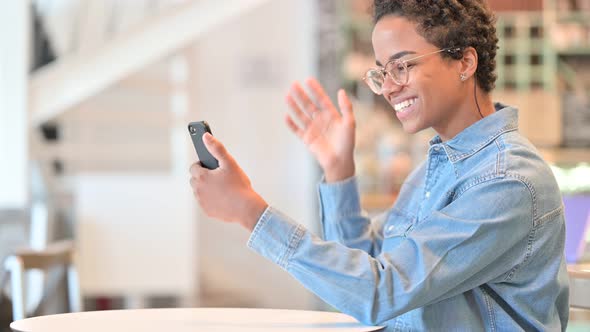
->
[247, 204, 532, 326]
[318, 176, 383, 255]
[247, 207, 415, 325]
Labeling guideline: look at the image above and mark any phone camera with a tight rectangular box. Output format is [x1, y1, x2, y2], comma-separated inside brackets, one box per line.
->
[189, 126, 196, 134]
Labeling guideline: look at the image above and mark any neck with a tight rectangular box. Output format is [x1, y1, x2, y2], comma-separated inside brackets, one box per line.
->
[435, 85, 495, 142]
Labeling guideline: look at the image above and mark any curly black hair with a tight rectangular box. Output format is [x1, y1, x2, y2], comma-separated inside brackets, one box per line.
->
[373, 0, 498, 92]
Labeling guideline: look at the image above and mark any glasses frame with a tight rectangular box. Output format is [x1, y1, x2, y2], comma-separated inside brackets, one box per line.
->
[363, 47, 462, 95]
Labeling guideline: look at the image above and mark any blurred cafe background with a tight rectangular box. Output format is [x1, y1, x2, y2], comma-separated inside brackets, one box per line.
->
[1, 0, 590, 330]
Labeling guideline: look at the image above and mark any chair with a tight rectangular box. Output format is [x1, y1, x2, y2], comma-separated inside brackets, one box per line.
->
[3, 240, 82, 321]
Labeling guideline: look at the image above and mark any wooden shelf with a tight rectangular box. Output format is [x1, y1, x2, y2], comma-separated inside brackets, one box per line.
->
[557, 47, 590, 56]
[539, 148, 590, 164]
[568, 263, 590, 280]
[556, 12, 590, 24]
[361, 192, 397, 211]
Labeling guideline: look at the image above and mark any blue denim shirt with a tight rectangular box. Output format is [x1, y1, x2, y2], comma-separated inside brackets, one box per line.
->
[248, 104, 569, 331]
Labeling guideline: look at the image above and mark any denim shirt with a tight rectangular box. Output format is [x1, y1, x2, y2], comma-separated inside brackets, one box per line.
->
[248, 104, 569, 331]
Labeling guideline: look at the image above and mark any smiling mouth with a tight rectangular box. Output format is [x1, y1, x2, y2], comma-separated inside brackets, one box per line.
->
[393, 97, 418, 113]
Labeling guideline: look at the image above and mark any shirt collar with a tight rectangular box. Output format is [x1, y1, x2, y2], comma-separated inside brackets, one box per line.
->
[429, 103, 519, 163]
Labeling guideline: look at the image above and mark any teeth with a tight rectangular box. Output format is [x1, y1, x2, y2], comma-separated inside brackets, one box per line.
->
[394, 98, 417, 113]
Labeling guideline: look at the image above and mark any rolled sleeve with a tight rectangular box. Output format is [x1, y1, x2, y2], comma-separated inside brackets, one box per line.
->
[317, 175, 362, 220]
[247, 206, 305, 269]
[316, 175, 385, 255]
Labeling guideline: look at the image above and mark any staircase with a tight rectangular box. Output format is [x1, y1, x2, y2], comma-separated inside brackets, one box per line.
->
[30, 0, 271, 127]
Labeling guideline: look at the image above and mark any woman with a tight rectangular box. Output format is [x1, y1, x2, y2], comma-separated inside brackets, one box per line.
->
[189, 0, 569, 330]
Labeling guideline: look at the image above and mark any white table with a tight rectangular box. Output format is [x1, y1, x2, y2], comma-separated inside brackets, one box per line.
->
[10, 308, 383, 332]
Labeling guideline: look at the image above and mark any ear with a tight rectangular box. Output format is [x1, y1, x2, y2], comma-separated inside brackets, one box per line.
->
[459, 47, 478, 80]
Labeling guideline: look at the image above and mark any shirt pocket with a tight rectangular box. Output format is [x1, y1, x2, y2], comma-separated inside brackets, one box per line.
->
[383, 209, 416, 239]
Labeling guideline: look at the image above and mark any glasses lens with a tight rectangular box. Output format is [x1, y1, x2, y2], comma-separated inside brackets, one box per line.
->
[364, 70, 384, 94]
[386, 61, 408, 85]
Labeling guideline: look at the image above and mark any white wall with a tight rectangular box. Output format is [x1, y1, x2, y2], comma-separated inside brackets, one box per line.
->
[0, 1, 29, 209]
[74, 174, 196, 300]
[193, 0, 322, 309]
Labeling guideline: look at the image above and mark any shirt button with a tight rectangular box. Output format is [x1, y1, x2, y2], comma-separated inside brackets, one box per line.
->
[387, 225, 395, 233]
[425, 191, 431, 199]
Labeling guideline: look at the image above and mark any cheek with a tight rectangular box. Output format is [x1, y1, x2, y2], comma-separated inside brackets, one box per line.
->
[409, 72, 438, 104]
[420, 71, 460, 101]
[410, 73, 462, 121]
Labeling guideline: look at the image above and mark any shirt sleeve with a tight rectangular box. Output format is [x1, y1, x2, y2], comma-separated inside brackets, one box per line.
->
[317, 176, 388, 256]
[247, 177, 533, 325]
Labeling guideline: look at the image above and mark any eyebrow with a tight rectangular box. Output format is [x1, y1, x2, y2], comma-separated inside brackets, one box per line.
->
[375, 50, 417, 66]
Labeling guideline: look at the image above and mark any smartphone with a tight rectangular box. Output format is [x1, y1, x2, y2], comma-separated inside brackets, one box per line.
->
[188, 121, 219, 170]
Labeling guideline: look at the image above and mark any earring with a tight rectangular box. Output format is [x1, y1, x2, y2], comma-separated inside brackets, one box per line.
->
[460, 73, 467, 81]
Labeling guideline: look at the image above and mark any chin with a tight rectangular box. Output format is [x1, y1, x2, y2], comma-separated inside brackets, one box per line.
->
[400, 121, 424, 135]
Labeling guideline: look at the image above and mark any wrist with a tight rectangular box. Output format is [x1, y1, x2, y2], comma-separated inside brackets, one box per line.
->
[324, 161, 355, 183]
[241, 192, 268, 232]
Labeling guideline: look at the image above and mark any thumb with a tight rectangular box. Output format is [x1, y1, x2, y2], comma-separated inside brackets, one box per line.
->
[203, 133, 233, 166]
[337, 89, 353, 120]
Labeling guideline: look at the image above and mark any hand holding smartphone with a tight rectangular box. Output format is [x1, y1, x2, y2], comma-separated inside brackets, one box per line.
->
[188, 121, 219, 170]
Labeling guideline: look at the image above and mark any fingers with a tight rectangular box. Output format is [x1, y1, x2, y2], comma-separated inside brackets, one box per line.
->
[284, 113, 304, 138]
[306, 78, 339, 117]
[202, 133, 235, 168]
[189, 162, 204, 177]
[285, 94, 311, 128]
[290, 82, 319, 119]
[189, 176, 198, 192]
[337, 89, 354, 121]
[284, 78, 352, 134]
[189, 162, 205, 192]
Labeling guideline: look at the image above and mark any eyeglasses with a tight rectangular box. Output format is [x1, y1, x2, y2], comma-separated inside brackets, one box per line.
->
[363, 47, 461, 95]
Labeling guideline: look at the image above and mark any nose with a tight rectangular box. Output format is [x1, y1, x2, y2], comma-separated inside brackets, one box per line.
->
[380, 74, 403, 98]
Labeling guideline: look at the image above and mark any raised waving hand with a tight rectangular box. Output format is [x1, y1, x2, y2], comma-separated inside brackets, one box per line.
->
[285, 78, 356, 182]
